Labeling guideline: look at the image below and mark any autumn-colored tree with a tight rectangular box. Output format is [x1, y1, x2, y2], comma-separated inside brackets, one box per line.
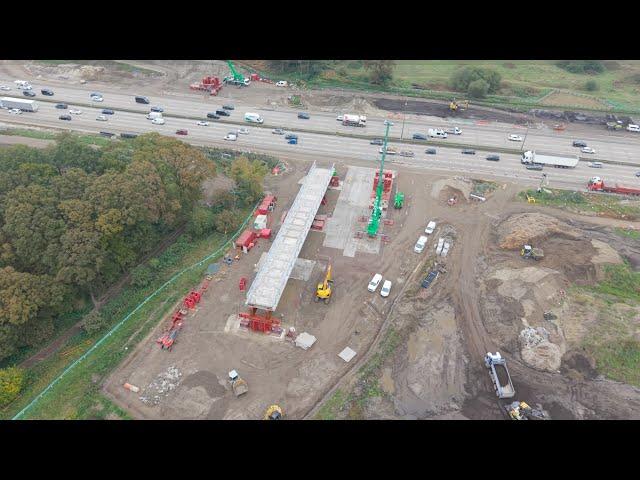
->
[0, 367, 24, 407]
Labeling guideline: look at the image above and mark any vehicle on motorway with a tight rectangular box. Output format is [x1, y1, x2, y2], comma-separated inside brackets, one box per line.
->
[222, 105, 235, 110]
[14, 80, 30, 88]
[207, 112, 220, 119]
[412, 133, 428, 140]
[380, 280, 392, 298]
[224, 133, 237, 141]
[414, 235, 428, 253]
[486, 154, 500, 161]
[276, 80, 288, 87]
[588, 162, 603, 168]
[8, 108, 21, 115]
[370, 138, 384, 145]
[521, 150, 578, 168]
[0, 85, 10, 91]
[121, 133, 138, 139]
[367, 273, 383, 293]
[96, 115, 108, 121]
[101, 109, 115, 115]
[526, 164, 544, 171]
[572, 140, 587, 148]
[285, 133, 298, 140]
[99, 131, 116, 137]
[150, 106, 164, 113]
[59, 114, 72, 121]
[90, 92, 102, 97]
[90, 95, 103, 102]
[428, 128, 447, 139]
[421, 270, 439, 289]
[288, 137, 298, 145]
[336, 115, 343, 122]
[237, 127, 249, 135]
[69, 109, 82, 115]
[462, 149, 476, 155]
[272, 128, 285, 135]
[40, 89, 54, 96]
[216, 109, 230, 116]
[627, 124, 640, 133]
[636, 171, 640, 177]
[55, 103, 68, 109]
[581, 147, 596, 154]
[197, 120, 209, 126]
[1, 97, 38, 112]
[343, 114, 367, 127]
[298, 112, 310, 119]
[446, 127, 462, 135]
[425, 221, 436, 235]
[245, 112, 264, 124]
[147, 111, 163, 120]
[399, 150, 415, 157]
[379, 146, 397, 155]
[425, 148, 437, 155]
[23, 90, 36, 97]
[151, 117, 165, 125]
[135, 95, 150, 104]
[508, 134, 523, 142]
[176, 129, 188, 135]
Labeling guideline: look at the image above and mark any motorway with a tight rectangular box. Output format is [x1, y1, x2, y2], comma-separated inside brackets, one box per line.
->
[2, 77, 640, 190]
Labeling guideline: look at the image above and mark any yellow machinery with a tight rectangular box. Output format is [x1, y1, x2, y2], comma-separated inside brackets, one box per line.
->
[449, 99, 469, 112]
[264, 405, 283, 420]
[526, 194, 536, 203]
[315, 264, 333, 304]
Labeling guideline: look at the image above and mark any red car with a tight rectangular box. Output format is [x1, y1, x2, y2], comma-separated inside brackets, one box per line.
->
[176, 129, 188, 135]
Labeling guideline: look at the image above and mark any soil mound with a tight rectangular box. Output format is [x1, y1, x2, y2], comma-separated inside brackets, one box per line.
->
[497, 213, 581, 250]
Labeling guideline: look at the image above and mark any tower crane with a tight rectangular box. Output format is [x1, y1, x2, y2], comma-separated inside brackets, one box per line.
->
[367, 120, 393, 237]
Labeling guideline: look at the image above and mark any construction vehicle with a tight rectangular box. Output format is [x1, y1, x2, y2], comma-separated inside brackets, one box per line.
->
[343, 114, 367, 127]
[228, 370, 249, 397]
[394, 191, 405, 209]
[484, 352, 516, 399]
[189, 75, 223, 95]
[315, 264, 333, 304]
[367, 120, 393, 237]
[264, 404, 284, 420]
[223, 60, 250, 87]
[606, 121, 623, 131]
[587, 176, 640, 196]
[526, 194, 536, 203]
[449, 99, 468, 112]
[506, 401, 547, 420]
[521, 245, 544, 260]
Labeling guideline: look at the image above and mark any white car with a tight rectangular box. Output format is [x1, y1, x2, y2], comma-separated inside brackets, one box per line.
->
[368, 273, 383, 293]
[0, 85, 10, 91]
[508, 134, 523, 142]
[380, 280, 392, 298]
[276, 80, 288, 87]
[197, 120, 209, 126]
[96, 115, 108, 121]
[224, 133, 237, 141]
[336, 115, 344, 122]
[151, 117, 165, 125]
[237, 127, 249, 135]
[581, 147, 596, 154]
[425, 221, 436, 235]
[8, 108, 22, 115]
[20, 85, 32, 91]
[414, 235, 428, 253]
[69, 109, 82, 115]
[90, 95, 103, 102]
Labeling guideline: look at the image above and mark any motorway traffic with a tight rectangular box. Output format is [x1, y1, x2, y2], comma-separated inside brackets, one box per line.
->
[2, 77, 640, 190]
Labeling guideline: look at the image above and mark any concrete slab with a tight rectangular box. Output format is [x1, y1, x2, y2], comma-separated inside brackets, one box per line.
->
[338, 347, 357, 363]
[254, 253, 316, 282]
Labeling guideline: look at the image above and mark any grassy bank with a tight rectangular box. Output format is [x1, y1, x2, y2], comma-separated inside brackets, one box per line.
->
[2, 128, 112, 147]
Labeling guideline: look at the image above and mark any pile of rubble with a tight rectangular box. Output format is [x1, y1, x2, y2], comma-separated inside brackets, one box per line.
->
[519, 326, 563, 372]
[139, 365, 183, 406]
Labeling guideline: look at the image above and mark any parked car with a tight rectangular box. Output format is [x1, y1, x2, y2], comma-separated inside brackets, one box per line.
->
[508, 134, 523, 142]
[99, 131, 116, 137]
[40, 89, 54, 96]
[150, 106, 164, 113]
[222, 105, 235, 110]
[414, 235, 428, 253]
[462, 149, 476, 155]
[526, 164, 544, 171]
[412, 133, 428, 140]
[297, 112, 310, 119]
[627, 124, 640, 133]
[486, 154, 500, 161]
[370, 138, 384, 145]
[276, 80, 288, 87]
[421, 271, 439, 289]
[101, 109, 114, 115]
[176, 129, 188, 135]
[224, 133, 238, 141]
[272, 128, 285, 135]
[399, 151, 415, 157]
[55, 103, 68, 109]
[207, 113, 220, 119]
[285, 133, 298, 140]
[367, 274, 383, 293]
[380, 280, 392, 298]
[425, 221, 436, 235]
[581, 147, 596, 154]
[215, 109, 230, 116]
[572, 140, 587, 148]
[425, 148, 437, 155]
[237, 127, 249, 135]
[96, 115, 108, 121]
[69, 109, 82, 115]
[23, 90, 36, 97]
[59, 115, 72, 121]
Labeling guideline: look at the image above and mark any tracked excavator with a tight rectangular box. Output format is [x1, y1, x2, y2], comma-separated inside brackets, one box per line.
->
[315, 264, 333, 304]
[264, 405, 284, 420]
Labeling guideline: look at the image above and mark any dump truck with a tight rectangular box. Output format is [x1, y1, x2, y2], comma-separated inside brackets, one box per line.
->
[228, 370, 248, 397]
[342, 114, 367, 127]
[521, 150, 579, 169]
[484, 352, 515, 399]
[587, 176, 640, 196]
[1, 97, 39, 112]
[521, 244, 544, 260]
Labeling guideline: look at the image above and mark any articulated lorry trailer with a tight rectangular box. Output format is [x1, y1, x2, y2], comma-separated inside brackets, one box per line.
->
[521, 150, 579, 169]
[1, 97, 39, 112]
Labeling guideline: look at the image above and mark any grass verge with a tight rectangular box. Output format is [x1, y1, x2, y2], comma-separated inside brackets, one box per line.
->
[2, 128, 112, 147]
[614, 227, 640, 240]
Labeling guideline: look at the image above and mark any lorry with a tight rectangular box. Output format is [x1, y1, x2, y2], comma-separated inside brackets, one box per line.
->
[244, 112, 264, 124]
[428, 128, 448, 139]
[484, 352, 515, 399]
[521, 150, 579, 169]
[0, 97, 38, 112]
[342, 114, 367, 127]
[587, 176, 640, 196]
[228, 370, 249, 397]
[146, 111, 163, 120]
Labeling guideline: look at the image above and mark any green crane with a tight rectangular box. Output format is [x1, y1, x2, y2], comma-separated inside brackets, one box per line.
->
[367, 120, 393, 237]
[224, 60, 249, 86]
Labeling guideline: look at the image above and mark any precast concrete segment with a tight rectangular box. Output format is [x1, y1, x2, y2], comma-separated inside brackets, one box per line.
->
[245, 161, 334, 311]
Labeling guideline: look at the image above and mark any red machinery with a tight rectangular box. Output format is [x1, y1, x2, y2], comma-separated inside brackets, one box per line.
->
[587, 176, 640, 196]
[239, 308, 281, 334]
[239, 277, 247, 292]
[189, 76, 223, 95]
[236, 230, 258, 250]
[183, 290, 202, 309]
[257, 195, 277, 215]
[369, 170, 394, 210]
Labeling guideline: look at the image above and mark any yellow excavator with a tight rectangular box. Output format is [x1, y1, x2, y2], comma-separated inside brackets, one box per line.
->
[315, 264, 333, 304]
[264, 405, 283, 420]
[449, 99, 469, 112]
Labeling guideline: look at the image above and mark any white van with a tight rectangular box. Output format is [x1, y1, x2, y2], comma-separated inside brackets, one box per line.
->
[245, 112, 264, 124]
[428, 128, 448, 139]
[627, 124, 640, 133]
[414, 235, 428, 253]
[368, 273, 383, 293]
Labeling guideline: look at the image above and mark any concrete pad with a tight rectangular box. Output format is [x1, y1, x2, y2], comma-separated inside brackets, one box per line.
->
[338, 347, 357, 363]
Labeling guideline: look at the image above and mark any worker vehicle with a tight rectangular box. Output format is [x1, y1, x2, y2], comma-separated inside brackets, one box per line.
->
[368, 273, 383, 293]
[421, 270, 439, 288]
[197, 120, 209, 126]
[627, 124, 640, 132]
[399, 150, 415, 157]
[379, 146, 397, 155]
[414, 235, 428, 253]
[486, 154, 500, 161]
[425, 148, 437, 155]
[135, 95, 150, 104]
[223, 60, 250, 87]
[394, 191, 405, 209]
[606, 121, 623, 131]
[264, 405, 283, 420]
[315, 264, 333, 304]
[245, 112, 264, 124]
[412, 133, 428, 140]
[506, 401, 547, 420]
[587, 176, 640, 196]
[69, 109, 82, 115]
[150, 106, 164, 112]
[59, 114, 71, 121]
[40, 88, 54, 96]
[521, 150, 578, 168]
[581, 146, 596, 154]
[484, 352, 516, 399]
[342, 114, 367, 127]
[588, 161, 603, 168]
[461, 149, 476, 155]
[223, 104, 235, 110]
[276, 80, 288, 87]
[441, 242, 450, 257]
[0, 97, 38, 112]
[101, 109, 114, 115]
[147, 111, 162, 120]
[224, 133, 237, 141]
[425, 221, 436, 235]
[228, 370, 249, 397]
[96, 115, 108, 121]
[445, 127, 462, 135]
[151, 117, 165, 125]
[572, 140, 587, 147]
[428, 128, 447, 139]
[176, 129, 188, 135]
[370, 138, 384, 145]
[22, 90, 36, 97]
[207, 112, 220, 119]
[521, 245, 544, 260]
[508, 134, 523, 142]
[380, 280, 392, 298]
[298, 112, 310, 119]
[216, 109, 230, 116]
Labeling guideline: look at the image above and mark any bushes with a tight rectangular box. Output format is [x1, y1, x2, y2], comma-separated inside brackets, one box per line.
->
[450, 66, 501, 97]
[584, 79, 599, 91]
[82, 310, 107, 334]
[0, 366, 24, 407]
[556, 60, 605, 75]
[468, 79, 490, 99]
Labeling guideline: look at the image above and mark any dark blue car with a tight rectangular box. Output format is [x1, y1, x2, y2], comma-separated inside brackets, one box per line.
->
[102, 109, 115, 115]
[421, 271, 439, 289]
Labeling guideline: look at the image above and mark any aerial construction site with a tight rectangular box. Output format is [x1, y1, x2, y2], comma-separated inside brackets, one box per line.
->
[2, 60, 640, 421]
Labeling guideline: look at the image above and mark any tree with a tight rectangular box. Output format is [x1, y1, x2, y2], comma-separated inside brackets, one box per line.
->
[229, 157, 268, 206]
[468, 79, 490, 99]
[0, 367, 24, 407]
[363, 60, 395, 85]
[585, 79, 599, 91]
[82, 309, 107, 334]
[212, 210, 239, 235]
[131, 264, 154, 288]
[556, 60, 604, 75]
[187, 205, 214, 238]
[450, 66, 501, 94]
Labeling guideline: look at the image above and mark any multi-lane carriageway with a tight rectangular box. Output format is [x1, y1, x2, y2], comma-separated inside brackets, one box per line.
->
[1, 76, 640, 191]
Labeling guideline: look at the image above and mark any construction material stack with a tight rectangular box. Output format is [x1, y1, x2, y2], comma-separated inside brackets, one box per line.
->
[369, 171, 394, 211]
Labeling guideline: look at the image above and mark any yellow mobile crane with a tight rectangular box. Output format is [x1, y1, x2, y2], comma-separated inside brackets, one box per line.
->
[315, 264, 333, 304]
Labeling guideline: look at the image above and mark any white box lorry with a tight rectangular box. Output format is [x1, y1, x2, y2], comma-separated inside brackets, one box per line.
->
[342, 114, 367, 127]
[428, 128, 448, 138]
[0, 97, 38, 112]
[244, 112, 264, 124]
